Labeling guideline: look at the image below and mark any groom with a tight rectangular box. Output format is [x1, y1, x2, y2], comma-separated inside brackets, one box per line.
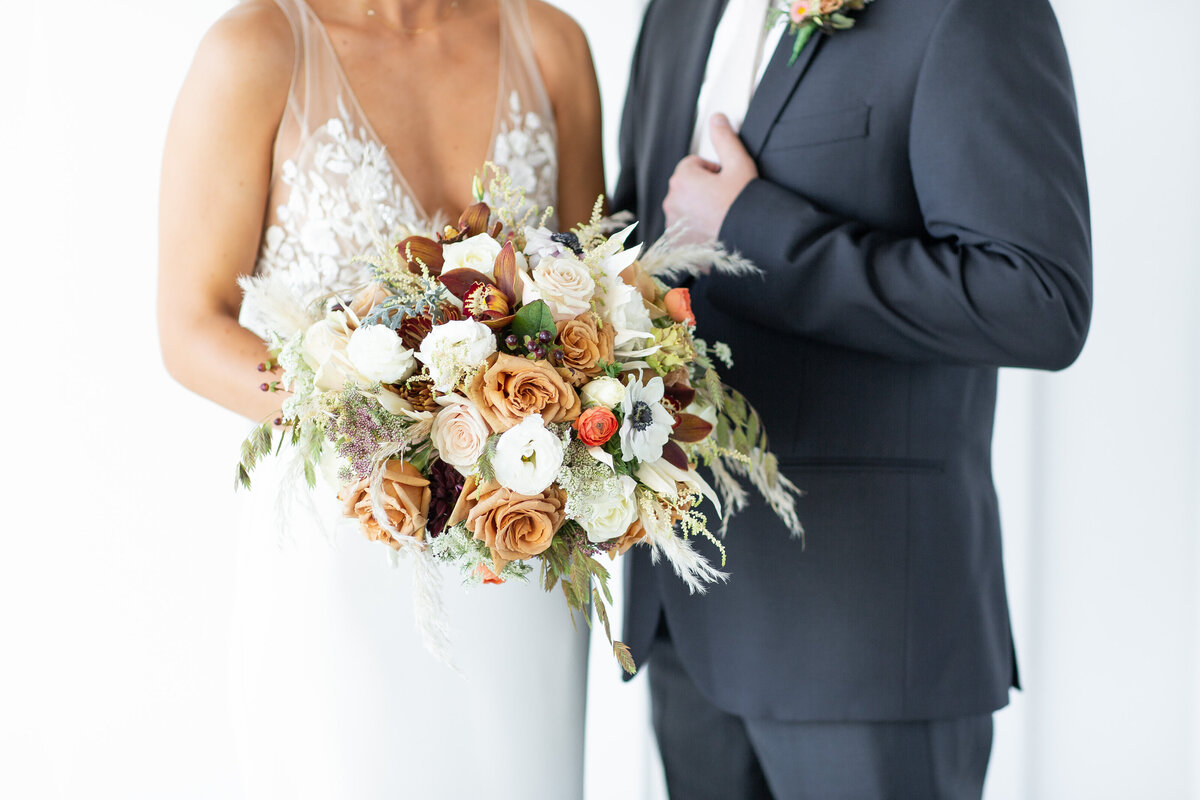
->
[614, 0, 1091, 797]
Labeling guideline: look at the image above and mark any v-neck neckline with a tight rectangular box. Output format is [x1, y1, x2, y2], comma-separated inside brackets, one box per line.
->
[296, 0, 508, 224]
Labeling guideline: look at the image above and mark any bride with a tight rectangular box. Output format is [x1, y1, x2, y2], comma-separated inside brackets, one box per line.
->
[157, 1, 604, 797]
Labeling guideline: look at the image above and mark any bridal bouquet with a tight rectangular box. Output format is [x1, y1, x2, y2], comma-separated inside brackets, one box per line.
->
[236, 168, 802, 672]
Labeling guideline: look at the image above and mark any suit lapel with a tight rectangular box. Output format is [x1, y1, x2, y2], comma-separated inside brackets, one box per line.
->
[664, 0, 731, 163]
[740, 27, 826, 158]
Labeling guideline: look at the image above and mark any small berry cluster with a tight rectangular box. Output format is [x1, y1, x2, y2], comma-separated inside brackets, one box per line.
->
[504, 329, 565, 365]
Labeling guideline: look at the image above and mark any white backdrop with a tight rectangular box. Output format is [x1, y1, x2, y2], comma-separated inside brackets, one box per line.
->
[1, 1, 1197, 798]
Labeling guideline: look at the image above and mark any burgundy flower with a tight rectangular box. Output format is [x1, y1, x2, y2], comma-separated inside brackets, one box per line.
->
[427, 458, 466, 538]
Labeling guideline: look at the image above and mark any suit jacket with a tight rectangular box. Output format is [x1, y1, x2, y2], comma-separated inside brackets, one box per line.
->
[614, 0, 1091, 721]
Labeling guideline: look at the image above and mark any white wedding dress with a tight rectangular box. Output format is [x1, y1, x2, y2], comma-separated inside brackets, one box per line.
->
[231, 2, 587, 798]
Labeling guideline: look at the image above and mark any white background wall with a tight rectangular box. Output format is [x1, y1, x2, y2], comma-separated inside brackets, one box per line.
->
[1, 1, 1197, 798]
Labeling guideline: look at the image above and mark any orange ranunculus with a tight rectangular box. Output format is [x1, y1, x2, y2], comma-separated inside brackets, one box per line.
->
[664, 288, 695, 326]
[338, 460, 431, 548]
[447, 475, 567, 574]
[473, 562, 505, 585]
[464, 352, 581, 432]
[574, 406, 619, 447]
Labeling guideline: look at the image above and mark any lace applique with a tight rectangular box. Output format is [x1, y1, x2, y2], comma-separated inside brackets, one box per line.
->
[254, 98, 423, 307]
[491, 90, 557, 224]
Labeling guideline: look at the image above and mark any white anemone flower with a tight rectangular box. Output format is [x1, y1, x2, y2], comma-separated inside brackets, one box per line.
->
[618, 376, 674, 463]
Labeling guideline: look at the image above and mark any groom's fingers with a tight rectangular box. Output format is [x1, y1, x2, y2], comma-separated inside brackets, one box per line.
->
[709, 114, 754, 173]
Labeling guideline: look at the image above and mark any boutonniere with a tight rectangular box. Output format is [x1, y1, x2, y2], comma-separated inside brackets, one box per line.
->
[769, 0, 874, 66]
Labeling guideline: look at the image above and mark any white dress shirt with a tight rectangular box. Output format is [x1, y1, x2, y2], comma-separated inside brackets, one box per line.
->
[690, 0, 786, 164]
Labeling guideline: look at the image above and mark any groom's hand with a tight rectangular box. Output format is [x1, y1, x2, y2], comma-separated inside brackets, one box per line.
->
[663, 114, 758, 241]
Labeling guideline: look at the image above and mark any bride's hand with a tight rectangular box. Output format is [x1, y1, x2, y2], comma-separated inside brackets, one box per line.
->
[662, 114, 758, 243]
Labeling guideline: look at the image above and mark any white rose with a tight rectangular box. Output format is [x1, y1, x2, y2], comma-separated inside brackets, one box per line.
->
[579, 376, 625, 409]
[346, 324, 416, 384]
[575, 475, 639, 543]
[416, 318, 498, 393]
[492, 414, 564, 496]
[441, 232, 502, 277]
[301, 311, 367, 391]
[522, 256, 595, 322]
[432, 394, 490, 473]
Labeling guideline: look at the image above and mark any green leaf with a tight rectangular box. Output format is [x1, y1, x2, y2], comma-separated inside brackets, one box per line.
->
[593, 588, 613, 645]
[303, 459, 317, 490]
[510, 299, 557, 341]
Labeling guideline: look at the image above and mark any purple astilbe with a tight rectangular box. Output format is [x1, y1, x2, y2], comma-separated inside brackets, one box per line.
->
[330, 392, 411, 483]
[427, 459, 465, 538]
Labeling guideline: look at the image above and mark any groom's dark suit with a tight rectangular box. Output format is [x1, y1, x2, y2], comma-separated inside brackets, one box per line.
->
[614, 0, 1090, 794]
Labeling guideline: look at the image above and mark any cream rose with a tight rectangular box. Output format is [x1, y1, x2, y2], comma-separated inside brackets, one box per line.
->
[522, 256, 596, 322]
[301, 310, 368, 391]
[574, 474, 639, 544]
[579, 376, 626, 409]
[347, 324, 417, 384]
[431, 394, 490, 473]
[416, 318, 498, 393]
[441, 232, 503, 277]
[492, 414, 565, 496]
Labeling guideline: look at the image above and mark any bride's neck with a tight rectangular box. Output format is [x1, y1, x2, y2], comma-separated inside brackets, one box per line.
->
[341, 0, 466, 31]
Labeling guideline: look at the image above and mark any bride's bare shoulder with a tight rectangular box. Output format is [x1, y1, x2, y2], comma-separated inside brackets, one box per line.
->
[525, 1, 596, 97]
[189, 1, 294, 103]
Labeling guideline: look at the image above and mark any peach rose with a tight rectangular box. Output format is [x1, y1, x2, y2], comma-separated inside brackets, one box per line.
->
[464, 352, 581, 432]
[555, 314, 616, 387]
[447, 476, 567, 573]
[339, 460, 431, 548]
[574, 406, 619, 447]
[664, 288, 695, 326]
[608, 518, 648, 560]
[349, 282, 392, 320]
[819, 0, 843, 13]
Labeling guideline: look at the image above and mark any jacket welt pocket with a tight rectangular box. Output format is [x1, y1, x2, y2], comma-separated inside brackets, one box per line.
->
[777, 457, 945, 474]
[763, 105, 871, 150]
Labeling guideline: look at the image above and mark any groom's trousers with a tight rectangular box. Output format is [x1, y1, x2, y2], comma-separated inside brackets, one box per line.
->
[648, 625, 993, 800]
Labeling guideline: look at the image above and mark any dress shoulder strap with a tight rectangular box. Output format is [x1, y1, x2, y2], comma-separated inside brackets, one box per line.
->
[495, 0, 555, 124]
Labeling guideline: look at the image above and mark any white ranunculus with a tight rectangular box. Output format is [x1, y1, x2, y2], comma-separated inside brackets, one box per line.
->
[619, 376, 675, 463]
[415, 318, 498, 393]
[441, 232, 503, 278]
[522, 256, 596, 321]
[346, 324, 416, 384]
[575, 475, 639, 543]
[432, 394, 490, 473]
[579, 376, 626, 409]
[492, 414, 564, 496]
[301, 310, 368, 391]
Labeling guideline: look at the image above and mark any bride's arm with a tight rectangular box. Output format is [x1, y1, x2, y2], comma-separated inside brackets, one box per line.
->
[157, 3, 294, 423]
[528, 2, 605, 230]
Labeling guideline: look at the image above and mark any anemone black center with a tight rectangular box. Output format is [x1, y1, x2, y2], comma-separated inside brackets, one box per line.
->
[629, 401, 654, 431]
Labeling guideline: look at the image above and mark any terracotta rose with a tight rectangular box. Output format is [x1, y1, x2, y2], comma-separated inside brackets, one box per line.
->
[465, 352, 581, 432]
[555, 313, 615, 387]
[608, 517, 648, 560]
[447, 475, 567, 573]
[339, 460, 432, 548]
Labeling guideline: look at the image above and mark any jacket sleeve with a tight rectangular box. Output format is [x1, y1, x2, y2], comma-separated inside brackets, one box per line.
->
[705, 0, 1092, 370]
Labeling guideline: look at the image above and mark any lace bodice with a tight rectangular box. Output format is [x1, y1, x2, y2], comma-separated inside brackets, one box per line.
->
[240, 0, 558, 337]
